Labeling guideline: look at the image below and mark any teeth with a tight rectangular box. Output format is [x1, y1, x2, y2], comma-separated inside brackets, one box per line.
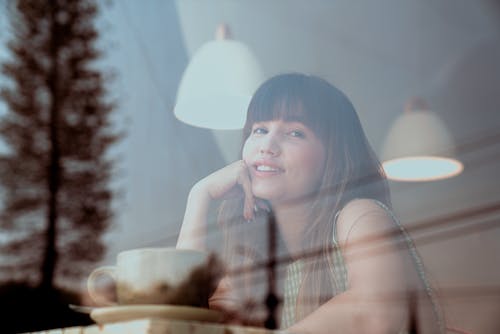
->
[257, 165, 279, 172]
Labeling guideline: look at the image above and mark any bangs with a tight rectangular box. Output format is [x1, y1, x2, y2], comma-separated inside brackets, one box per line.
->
[250, 97, 312, 125]
[244, 81, 328, 138]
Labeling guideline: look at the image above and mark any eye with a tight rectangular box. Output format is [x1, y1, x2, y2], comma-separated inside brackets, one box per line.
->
[252, 126, 268, 135]
[289, 130, 305, 138]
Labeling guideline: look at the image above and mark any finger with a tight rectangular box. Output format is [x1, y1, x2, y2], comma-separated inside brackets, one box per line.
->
[237, 165, 255, 221]
[219, 187, 244, 201]
[240, 178, 254, 221]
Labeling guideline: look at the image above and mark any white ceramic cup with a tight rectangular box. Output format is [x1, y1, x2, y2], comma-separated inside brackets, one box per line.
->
[87, 248, 209, 306]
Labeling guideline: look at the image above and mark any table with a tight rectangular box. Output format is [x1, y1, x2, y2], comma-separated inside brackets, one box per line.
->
[24, 319, 290, 334]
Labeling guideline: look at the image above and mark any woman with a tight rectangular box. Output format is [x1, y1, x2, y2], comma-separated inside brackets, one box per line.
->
[177, 73, 444, 333]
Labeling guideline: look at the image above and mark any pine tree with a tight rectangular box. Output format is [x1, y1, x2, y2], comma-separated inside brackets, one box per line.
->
[0, 0, 120, 290]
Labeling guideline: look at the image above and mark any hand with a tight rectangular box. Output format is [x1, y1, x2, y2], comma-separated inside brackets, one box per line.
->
[178, 160, 268, 250]
[196, 160, 255, 221]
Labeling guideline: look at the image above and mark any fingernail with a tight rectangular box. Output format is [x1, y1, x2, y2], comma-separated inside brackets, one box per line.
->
[244, 210, 252, 221]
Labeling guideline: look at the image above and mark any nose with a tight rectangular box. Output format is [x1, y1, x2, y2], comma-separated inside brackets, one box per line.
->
[259, 134, 281, 156]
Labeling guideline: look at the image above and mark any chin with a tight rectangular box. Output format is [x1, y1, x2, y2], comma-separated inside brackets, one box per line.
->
[252, 185, 283, 202]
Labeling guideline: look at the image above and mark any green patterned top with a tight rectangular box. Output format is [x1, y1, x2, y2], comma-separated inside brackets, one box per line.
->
[281, 244, 348, 328]
[280, 206, 347, 329]
[279, 199, 444, 333]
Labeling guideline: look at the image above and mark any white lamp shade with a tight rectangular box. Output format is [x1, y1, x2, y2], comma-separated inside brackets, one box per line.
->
[174, 39, 264, 130]
[381, 110, 464, 181]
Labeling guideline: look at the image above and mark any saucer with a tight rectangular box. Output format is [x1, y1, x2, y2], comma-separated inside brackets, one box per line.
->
[90, 305, 222, 325]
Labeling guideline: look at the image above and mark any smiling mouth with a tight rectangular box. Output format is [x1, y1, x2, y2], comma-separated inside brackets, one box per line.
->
[254, 164, 284, 174]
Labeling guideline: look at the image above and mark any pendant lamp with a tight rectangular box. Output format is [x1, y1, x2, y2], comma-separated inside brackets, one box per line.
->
[381, 98, 464, 182]
[174, 24, 264, 130]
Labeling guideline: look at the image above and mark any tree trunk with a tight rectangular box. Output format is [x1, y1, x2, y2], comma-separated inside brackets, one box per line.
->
[40, 0, 61, 291]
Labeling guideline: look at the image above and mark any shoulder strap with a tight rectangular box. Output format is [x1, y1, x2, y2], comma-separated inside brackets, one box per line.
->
[332, 209, 343, 245]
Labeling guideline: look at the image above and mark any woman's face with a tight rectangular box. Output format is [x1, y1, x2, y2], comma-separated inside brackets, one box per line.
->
[242, 119, 326, 205]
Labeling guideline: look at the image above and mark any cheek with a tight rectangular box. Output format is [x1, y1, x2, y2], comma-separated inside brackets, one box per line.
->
[305, 154, 325, 177]
[298, 146, 326, 182]
[241, 138, 253, 163]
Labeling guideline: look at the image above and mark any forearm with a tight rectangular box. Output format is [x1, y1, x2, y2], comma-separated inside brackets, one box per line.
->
[288, 290, 406, 334]
[176, 182, 212, 250]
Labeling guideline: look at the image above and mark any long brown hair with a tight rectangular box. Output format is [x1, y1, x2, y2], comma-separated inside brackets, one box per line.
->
[218, 73, 391, 322]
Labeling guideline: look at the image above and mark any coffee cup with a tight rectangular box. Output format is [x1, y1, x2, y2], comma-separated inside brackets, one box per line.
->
[87, 248, 210, 306]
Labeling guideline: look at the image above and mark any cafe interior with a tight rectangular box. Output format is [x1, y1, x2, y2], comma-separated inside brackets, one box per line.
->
[108, 1, 500, 332]
[1, 0, 499, 333]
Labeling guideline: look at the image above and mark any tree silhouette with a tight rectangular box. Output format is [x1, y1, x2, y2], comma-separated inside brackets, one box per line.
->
[0, 0, 120, 291]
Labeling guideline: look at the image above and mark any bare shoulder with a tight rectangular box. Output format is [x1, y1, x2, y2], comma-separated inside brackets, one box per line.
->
[336, 198, 395, 246]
